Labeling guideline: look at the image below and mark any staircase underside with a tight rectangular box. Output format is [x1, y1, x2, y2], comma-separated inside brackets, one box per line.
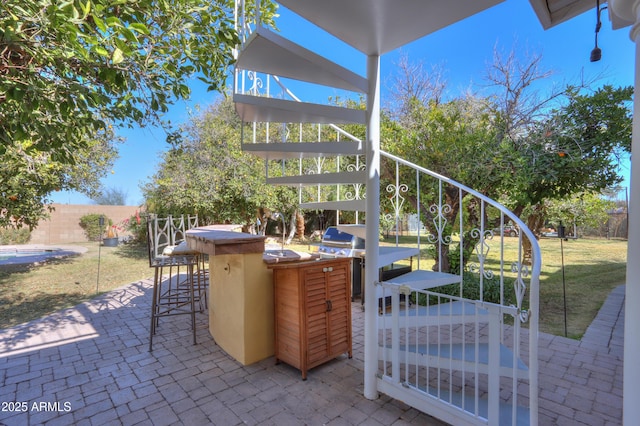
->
[241, 141, 364, 159]
[234, 94, 366, 124]
[277, 0, 505, 55]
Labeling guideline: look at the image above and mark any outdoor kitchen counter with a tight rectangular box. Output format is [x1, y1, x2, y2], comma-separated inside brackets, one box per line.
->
[185, 225, 262, 255]
[185, 226, 273, 365]
[184, 227, 321, 365]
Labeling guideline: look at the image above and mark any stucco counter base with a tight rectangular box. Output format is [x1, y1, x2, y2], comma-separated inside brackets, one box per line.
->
[186, 226, 273, 365]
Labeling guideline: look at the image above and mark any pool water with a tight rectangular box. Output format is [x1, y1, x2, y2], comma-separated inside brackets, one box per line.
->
[0, 245, 86, 265]
[0, 250, 60, 261]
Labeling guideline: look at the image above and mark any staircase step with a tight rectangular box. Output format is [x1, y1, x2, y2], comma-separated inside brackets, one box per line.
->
[234, 94, 366, 124]
[236, 27, 367, 93]
[379, 269, 460, 290]
[267, 170, 366, 186]
[419, 384, 530, 426]
[378, 246, 420, 268]
[377, 300, 489, 328]
[299, 199, 366, 211]
[378, 342, 529, 379]
[242, 141, 364, 159]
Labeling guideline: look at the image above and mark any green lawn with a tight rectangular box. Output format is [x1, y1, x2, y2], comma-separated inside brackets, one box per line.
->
[534, 237, 627, 337]
[0, 237, 627, 339]
[0, 242, 151, 328]
[369, 235, 627, 338]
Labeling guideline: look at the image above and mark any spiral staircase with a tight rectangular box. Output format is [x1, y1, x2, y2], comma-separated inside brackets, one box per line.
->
[232, 1, 542, 425]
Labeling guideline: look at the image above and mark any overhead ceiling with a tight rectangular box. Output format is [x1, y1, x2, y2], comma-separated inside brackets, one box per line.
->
[528, 0, 633, 30]
[277, 0, 505, 56]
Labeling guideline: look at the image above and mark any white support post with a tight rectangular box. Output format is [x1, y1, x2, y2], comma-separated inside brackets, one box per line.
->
[364, 54, 381, 400]
[624, 33, 640, 424]
[609, 1, 640, 423]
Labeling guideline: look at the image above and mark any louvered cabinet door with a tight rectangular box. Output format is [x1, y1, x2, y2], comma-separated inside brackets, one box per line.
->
[303, 264, 331, 369]
[272, 258, 353, 380]
[273, 268, 302, 372]
[324, 261, 352, 360]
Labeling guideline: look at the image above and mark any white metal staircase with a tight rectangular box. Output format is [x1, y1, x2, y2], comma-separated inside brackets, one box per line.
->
[232, 1, 540, 425]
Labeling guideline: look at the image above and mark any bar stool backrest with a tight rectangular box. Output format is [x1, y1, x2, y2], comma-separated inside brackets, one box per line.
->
[147, 216, 172, 266]
[187, 215, 199, 230]
[170, 215, 187, 245]
[146, 214, 200, 266]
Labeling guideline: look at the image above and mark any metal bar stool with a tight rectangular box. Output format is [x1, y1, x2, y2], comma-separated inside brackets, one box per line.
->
[147, 216, 199, 351]
[186, 214, 209, 308]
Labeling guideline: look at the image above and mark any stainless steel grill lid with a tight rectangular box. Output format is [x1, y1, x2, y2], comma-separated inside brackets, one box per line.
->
[318, 226, 365, 257]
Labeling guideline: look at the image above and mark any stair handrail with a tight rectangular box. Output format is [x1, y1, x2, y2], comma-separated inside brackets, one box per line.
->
[380, 148, 541, 426]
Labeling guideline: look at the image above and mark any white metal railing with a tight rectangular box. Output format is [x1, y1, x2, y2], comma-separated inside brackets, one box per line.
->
[377, 152, 540, 425]
[377, 283, 533, 425]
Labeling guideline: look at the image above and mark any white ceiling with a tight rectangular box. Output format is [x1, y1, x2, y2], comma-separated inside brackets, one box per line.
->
[276, 0, 505, 56]
[529, 0, 633, 30]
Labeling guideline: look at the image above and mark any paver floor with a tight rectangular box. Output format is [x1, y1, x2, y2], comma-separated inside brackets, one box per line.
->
[0, 279, 624, 425]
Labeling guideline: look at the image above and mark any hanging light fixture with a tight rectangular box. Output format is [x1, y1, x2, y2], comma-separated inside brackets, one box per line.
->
[590, 0, 607, 62]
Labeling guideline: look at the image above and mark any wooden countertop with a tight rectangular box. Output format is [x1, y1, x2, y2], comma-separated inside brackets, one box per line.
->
[185, 225, 265, 255]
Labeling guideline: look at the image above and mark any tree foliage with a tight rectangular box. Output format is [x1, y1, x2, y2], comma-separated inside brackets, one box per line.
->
[1, 0, 246, 152]
[545, 192, 614, 232]
[0, 0, 277, 227]
[383, 47, 632, 269]
[0, 126, 119, 228]
[142, 96, 298, 230]
[499, 85, 633, 209]
[482, 45, 632, 233]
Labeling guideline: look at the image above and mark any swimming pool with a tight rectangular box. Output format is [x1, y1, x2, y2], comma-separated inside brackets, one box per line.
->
[0, 245, 87, 265]
[0, 249, 58, 260]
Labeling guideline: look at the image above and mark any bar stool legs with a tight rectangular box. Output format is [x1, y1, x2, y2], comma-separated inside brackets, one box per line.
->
[148, 259, 198, 352]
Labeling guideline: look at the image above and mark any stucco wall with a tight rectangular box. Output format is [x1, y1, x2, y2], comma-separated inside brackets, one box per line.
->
[30, 204, 142, 244]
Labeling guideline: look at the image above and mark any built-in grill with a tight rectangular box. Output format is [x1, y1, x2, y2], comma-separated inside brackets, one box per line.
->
[317, 226, 414, 305]
[318, 226, 364, 300]
[318, 226, 365, 258]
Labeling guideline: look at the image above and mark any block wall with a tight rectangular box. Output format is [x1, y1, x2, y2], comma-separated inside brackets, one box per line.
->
[29, 204, 142, 244]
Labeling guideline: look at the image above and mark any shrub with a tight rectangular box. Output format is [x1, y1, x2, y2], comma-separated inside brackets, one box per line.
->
[79, 213, 109, 241]
[124, 213, 147, 244]
[0, 227, 31, 244]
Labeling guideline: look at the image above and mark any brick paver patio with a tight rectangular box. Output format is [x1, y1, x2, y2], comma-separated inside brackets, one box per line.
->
[0, 279, 624, 425]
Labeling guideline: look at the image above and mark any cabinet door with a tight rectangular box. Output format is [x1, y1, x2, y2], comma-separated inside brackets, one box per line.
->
[274, 269, 302, 368]
[303, 265, 330, 366]
[325, 261, 351, 356]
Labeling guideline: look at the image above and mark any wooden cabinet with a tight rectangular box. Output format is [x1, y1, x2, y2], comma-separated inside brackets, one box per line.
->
[270, 257, 353, 379]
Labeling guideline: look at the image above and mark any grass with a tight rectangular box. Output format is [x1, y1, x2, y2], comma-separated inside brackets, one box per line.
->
[0, 237, 628, 339]
[0, 242, 151, 329]
[534, 237, 627, 338]
[296, 235, 627, 339]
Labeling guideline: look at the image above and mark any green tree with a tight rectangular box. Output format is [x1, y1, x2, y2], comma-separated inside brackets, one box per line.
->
[383, 49, 632, 269]
[0, 126, 119, 228]
[545, 192, 615, 236]
[483, 46, 632, 233]
[497, 85, 633, 234]
[381, 95, 501, 273]
[0, 0, 277, 227]
[142, 96, 298, 231]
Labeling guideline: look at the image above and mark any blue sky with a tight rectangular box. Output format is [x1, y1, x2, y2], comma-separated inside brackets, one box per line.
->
[51, 1, 635, 206]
